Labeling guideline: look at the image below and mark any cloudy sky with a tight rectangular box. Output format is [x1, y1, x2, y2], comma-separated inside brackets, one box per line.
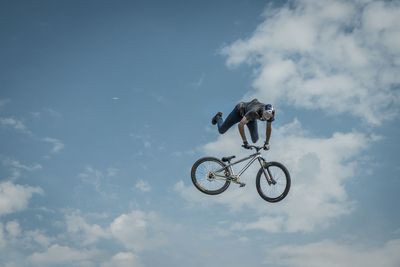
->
[1, 0, 400, 266]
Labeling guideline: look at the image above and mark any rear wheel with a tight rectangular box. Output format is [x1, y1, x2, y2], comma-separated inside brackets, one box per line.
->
[191, 157, 231, 195]
[256, 162, 290, 202]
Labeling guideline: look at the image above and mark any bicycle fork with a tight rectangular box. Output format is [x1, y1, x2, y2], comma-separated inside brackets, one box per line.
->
[258, 157, 277, 185]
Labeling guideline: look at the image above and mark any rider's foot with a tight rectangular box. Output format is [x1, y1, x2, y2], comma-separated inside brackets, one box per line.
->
[211, 112, 222, 125]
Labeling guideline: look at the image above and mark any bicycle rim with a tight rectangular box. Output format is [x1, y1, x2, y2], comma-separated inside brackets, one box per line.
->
[256, 162, 290, 202]
[191, 157, 230, 195]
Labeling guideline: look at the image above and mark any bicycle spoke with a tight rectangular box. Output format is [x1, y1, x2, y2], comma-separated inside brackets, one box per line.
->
[259, 165, 287, 199]
[194, 160, 229, 192]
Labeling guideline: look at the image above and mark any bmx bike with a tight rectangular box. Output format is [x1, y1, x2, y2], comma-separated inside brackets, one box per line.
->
[191, 145, 290, 203]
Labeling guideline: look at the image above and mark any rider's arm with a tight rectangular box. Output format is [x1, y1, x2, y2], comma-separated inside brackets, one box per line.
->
[238, 117, 249, 143]
[265, 121, 272, 144]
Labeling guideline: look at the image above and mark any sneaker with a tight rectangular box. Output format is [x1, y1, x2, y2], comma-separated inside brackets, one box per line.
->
[211, 112, 222, 125]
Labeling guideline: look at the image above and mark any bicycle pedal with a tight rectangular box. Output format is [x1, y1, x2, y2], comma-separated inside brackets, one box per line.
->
[239, 183, 246, 188]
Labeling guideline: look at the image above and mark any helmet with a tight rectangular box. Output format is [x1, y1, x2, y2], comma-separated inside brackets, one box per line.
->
[262, 104, 274, 120]
[265, 104, 274, 112]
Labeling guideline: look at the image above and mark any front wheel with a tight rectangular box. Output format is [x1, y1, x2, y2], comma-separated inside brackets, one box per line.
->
[256, 162, 290, 203]
[191, 157, 231, 195]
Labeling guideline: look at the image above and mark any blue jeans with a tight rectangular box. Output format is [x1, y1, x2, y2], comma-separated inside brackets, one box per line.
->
[217, 105, 259, 143]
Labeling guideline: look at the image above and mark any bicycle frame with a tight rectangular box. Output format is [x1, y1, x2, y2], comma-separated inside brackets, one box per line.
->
[213, 150, 268, 180]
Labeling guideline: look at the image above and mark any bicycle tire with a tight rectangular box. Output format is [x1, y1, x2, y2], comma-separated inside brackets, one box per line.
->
[256, 161, 290, 203]
[191, 157, 231, 195]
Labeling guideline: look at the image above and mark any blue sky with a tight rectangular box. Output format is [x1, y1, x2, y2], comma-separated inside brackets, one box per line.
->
[1, 0, 400, 266]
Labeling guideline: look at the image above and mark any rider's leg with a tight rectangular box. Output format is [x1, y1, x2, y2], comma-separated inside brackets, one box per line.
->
[217, 106, 241, 134]
[211, 112, 223, 125]
[247, 120, 259, 143]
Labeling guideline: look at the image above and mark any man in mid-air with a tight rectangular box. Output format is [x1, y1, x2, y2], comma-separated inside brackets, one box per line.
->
[211, 98, 275, 150]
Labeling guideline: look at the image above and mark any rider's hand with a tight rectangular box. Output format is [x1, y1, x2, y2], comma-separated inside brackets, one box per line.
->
[242, 141, 251, 149]
[263, 142, 270, 150]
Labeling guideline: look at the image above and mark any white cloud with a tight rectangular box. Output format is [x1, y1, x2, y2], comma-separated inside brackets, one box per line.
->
[77, 166, 117, 198]
[28, 244, 99, 266]
[2, 159, 42, 172]
[25, 230, 51, 247]
[5, 221, 21, 238]
[0, 262, 19, 267]
[42, 137, 65, 154]
[106, 167, 118, 177]
[191, 73, 205, 89]
[0, 223, 5, 248]
[144, 141, 151, 148]
[1, 158, 42, 181]
[0, 117, 31, 134]
[0, 212, 149, 267]
[0, 182, 43, 216]
[110, 210, 168, 251]
[59, 209, 170, 254]
[65, 213, 109, 245]
[101, 252, 143, 267]
[174, 181, 204, 205]
[129, 133, 154, 149]
[30, 111, 41, 119]
[177, 119, 372, 233]
[171, 149, 197, 157]
[79, 166, 103, 180]
[150, 92, 165, 103]
[221, 0, 400, 125]
[264, 239, 400, 267]
[31, 108, 62, 119]
[29, 244, 143, 267]
[135, 180, 151, 192]
[0, 221, 51, 260]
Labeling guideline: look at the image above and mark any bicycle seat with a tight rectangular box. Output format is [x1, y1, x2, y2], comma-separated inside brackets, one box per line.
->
[221, 156, 236, 162]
